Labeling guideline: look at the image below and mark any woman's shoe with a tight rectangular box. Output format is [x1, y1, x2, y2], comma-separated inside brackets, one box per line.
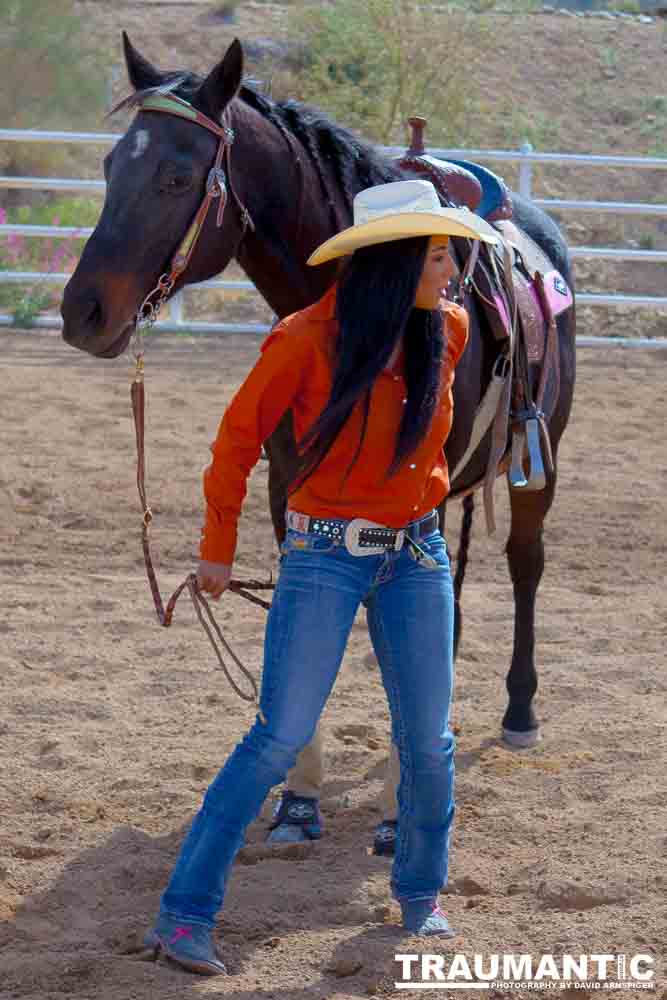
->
[401, 899, 455, 937]
[145, 913, 227, 975]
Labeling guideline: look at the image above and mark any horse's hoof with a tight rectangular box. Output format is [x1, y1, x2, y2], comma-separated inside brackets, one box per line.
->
[266, 791, 322, 843]
[372, 819, 397, 856]
[502, 726, 540, 748]
[267, 822, 309, 844]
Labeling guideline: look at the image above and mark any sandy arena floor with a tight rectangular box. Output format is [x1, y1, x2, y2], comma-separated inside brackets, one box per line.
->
[0, 328, 665, 1000]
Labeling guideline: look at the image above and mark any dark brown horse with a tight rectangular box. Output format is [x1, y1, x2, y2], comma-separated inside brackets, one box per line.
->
[61, 37, 576, 746]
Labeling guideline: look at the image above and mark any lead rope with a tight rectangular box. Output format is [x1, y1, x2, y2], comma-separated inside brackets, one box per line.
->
[130, 322, 273, 712]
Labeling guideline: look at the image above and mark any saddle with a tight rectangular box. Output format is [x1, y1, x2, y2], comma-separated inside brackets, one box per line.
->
[399, 117, 514, 222]
[396, 118, 573, 533]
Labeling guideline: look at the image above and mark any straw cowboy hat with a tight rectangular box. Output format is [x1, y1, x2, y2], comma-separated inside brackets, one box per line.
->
[307, 179, 499, 266]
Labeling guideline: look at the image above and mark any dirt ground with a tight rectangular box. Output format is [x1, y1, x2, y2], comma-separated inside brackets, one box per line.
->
[0, 328, 665, 1000]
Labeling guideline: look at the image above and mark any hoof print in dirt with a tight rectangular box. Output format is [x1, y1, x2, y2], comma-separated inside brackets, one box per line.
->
[262, 936, 281, 949]
[111, 929, 152, 956]
[326, 956, 364, 978]
[537, 880, 622, 911]
[453, 875, 491, 896]
[237, 841, 314, 865]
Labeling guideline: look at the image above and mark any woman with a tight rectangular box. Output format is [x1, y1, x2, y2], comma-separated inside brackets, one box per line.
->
[146, 179, 498, 975]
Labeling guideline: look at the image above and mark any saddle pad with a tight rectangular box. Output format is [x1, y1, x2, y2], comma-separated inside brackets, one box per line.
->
[535, 269, 574, 317]
[491, 270, 573, 326]
[491, 268, 572, 363]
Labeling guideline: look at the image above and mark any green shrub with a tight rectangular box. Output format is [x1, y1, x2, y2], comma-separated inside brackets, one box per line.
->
[287, 0, 490, 146]
[0, 0, 109, 178]
[11, 196, 101, 230]
[638, 232, 656, 250]
[0, 196, 98, 323]
[9, 289, 52, 328]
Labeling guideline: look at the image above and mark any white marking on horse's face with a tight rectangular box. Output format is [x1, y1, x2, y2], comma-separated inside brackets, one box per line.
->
[130, 129, 150, 159]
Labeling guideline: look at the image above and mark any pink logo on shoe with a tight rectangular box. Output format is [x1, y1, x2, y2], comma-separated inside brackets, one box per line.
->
[169, 926, 193, 944]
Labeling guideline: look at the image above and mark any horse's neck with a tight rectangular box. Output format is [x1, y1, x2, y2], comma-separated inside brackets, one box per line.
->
[237, 232, 334, 319]
[232, 103, 349, 318]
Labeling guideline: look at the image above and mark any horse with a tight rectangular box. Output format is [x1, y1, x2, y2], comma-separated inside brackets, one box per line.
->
[61, 36, 576, 748]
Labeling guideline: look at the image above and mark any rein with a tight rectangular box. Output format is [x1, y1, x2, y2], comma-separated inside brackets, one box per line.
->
[123, 92, 274, 709]
[130, 349, 273, 707]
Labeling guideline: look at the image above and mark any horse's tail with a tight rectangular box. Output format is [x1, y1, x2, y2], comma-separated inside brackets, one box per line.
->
[453, 493, 474, 658]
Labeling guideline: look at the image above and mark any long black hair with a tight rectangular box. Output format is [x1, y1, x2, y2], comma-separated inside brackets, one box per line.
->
[290, 235, 446, 494]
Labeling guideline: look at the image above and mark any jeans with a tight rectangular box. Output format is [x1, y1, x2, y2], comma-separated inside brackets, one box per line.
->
[160, 517, 455, 927]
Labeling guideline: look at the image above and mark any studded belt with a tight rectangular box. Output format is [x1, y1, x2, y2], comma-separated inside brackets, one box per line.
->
[285, 508, 439, 557]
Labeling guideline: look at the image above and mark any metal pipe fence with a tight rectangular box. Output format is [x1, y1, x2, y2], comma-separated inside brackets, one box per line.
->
[1, 129, 666, 337]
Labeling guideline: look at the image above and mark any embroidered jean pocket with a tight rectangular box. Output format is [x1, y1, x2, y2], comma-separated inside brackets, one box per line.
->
[281, 529, 339, 556]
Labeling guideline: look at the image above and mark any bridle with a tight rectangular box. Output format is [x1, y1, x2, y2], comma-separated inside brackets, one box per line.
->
[129, 92, 256, 332]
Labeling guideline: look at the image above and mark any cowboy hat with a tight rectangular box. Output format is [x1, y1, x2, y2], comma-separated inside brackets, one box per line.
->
[307, 179, 499, 266]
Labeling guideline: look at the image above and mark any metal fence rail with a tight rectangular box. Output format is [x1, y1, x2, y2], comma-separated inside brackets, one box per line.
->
[1, 129, 666, 336]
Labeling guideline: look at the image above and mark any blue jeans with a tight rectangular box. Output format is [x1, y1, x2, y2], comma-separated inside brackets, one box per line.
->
[160, 519, 455, 927]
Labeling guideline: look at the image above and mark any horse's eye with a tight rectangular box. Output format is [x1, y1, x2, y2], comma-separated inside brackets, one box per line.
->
[161, 171, 193, 194]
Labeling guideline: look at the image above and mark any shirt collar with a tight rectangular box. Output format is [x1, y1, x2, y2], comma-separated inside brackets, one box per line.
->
[307, 282, 338, 321]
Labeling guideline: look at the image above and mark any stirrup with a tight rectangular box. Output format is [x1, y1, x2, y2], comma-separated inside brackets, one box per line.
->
[509, 412, 546, 491]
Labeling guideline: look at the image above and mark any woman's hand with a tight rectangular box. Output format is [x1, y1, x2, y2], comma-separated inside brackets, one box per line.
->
[197, 560, 233, 600]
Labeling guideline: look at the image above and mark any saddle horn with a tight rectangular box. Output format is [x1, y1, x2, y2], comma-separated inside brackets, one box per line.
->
[407, 116, 427, 156]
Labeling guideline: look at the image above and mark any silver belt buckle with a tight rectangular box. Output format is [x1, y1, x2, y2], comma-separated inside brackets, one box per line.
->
[344, 518, 405, 556]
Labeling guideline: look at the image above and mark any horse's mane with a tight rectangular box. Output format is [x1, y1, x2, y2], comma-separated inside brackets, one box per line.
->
[239, 85, 402, 216]
[110, 73, 402, 225]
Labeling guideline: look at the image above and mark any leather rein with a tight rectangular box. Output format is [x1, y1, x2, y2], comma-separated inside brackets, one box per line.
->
[125, 93, 274, 707]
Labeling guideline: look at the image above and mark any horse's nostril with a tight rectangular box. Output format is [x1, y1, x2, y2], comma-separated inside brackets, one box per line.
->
[86, 298, 103, 328]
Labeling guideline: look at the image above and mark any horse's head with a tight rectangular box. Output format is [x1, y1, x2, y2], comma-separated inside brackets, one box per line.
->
[61, 35, 245, 357]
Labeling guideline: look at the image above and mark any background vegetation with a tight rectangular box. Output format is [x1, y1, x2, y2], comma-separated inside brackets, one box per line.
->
[0, 0, 108, 179]
[0, 0, 664, 334]
[285, 0, 488, 146]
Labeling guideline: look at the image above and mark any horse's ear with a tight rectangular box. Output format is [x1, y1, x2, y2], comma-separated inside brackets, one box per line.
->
[197, 39, 244, 121]
[122, 32, 163, 92]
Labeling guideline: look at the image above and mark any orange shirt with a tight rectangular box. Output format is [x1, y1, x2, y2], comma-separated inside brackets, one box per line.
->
[200, 284, 469, 564]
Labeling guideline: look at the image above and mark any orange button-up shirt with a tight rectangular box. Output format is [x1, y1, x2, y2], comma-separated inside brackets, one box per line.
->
[200, 284, 468, 564]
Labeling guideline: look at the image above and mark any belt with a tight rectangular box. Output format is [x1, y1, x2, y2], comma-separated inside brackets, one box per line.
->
[286, 508, 439, 557]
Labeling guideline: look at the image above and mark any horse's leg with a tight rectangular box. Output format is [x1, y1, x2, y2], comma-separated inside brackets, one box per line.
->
[502, 457, 557, 746]
[264, 411, 327, 842]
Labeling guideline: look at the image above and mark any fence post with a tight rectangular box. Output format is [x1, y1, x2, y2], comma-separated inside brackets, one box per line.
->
[107, 66, 121, 112]
[519, 140, 533, 199]
[170, 290, 184, 327]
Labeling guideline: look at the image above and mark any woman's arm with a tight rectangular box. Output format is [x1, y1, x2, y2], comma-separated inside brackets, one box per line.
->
[199, 320, 313, 566]
[443, 301, 469, 369]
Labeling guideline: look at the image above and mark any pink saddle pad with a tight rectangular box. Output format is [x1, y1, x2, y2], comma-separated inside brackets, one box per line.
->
[492, 269, 573, 335]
